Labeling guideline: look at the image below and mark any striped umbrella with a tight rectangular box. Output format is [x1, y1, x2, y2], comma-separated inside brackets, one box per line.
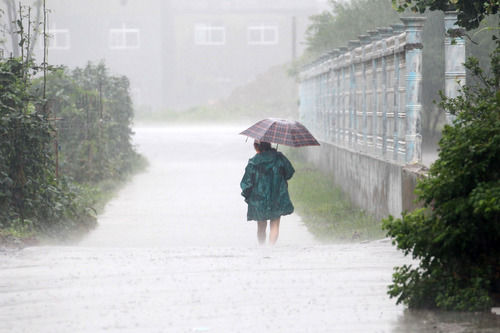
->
[240, 118, 320, 147]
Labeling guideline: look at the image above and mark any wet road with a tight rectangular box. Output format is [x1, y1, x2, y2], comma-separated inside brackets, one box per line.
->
[1, 126, 499, 333]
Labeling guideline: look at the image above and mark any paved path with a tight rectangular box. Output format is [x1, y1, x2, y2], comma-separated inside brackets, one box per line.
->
[0, 126, 499, 333]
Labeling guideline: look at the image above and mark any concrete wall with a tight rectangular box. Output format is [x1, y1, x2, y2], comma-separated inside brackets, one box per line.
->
[301, 142, 424, 220]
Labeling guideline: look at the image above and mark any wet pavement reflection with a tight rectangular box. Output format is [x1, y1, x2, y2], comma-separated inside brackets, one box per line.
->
[0, 126, 499, 332]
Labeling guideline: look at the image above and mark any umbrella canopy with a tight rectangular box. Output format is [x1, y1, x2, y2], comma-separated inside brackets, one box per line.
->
[240, 118, 320, 147]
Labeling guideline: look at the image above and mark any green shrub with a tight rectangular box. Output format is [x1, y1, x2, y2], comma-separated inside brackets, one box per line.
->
[0, 58, 96, 233]
[33, 62, 142, 183]
[383, 47, 500, 310]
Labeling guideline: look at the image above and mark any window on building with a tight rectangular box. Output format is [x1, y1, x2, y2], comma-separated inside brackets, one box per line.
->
[47, 26, 71, 50]
[194, 24, 226, 45]
[109, 24, 140, 49]
[247, 24, 279, 45]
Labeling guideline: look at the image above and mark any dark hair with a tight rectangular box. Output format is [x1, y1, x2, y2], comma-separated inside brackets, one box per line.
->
[254, 141, 272, 152]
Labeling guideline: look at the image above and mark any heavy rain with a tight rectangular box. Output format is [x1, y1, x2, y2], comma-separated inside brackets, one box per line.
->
[1, 0, 500, 332]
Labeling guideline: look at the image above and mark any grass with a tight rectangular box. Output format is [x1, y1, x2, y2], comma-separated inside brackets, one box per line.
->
[0, 224, 38, 249]
[0, 155, 149, 249]
[285, 150, 385, 242]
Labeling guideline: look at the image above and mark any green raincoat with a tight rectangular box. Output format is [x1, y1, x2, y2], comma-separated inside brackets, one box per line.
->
[240, 150, 295, 221]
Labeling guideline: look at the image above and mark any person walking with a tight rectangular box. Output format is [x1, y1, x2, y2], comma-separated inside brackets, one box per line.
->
[240, 140, 295, 245]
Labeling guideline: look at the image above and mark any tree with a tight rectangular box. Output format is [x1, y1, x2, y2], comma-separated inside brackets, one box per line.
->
[393, 0, 499, 30]
[305, 0, 400, 55]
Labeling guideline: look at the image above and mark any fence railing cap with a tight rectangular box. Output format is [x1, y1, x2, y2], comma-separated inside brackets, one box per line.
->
[400, 16, 427, 28]
[348, 40, 361, 50]
[391, 23, 405, 33]
[329, 49, 340, 57]
[377, 27, 393, 37]
[359, 35, 371, 45]
[367, 30, 381, 41]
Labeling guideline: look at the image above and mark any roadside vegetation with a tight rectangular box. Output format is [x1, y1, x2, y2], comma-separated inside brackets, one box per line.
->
[0, 7, 144, 247]
[300, 0, 500, 311]
[380, 0, 500, 311]
[286, 150, 384, 242]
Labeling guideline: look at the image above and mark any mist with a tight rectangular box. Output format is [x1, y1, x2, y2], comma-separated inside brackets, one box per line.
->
[0, 0, 327, 113]
[1, 1, 499, 332]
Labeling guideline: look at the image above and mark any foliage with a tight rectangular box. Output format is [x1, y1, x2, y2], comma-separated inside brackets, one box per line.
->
[305, 0, 401, 55]
[0, 57, 96, 233]
[286, 151, 383, 242]
[0, 3, 143, 244]
[393, 0, 499, 30]
[33, 62, 142, 183]
[0, 58, 143, 238]
[383, 47, 500, 310]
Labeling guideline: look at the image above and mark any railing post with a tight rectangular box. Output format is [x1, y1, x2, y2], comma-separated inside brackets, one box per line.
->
[359, 35, 371, 153]
[402, 17, 426, 164]
[348, 40, 360, 148]
[322, 59, 327, 141]
[324, 55, 330, 141]
[322, 56, 328, 140]
[368, 30, 380, 155]
[308, 75, 313, 128]
[444, 11, 466, 124]
[339, 46, 348, 143]
[329, 50, 339, 143]
[313, 60, 319, 136]
[378, 27, 392, 158]
[391, 23, 405, 162]
[316, 57, 325, 141]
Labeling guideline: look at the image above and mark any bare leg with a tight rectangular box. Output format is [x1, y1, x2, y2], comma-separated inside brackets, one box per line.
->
[269, 218, 281, 245]
[257, 221, 267, 245]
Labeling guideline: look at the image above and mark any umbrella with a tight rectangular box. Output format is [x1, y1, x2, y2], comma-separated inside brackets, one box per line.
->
[240, 118, 320, 147]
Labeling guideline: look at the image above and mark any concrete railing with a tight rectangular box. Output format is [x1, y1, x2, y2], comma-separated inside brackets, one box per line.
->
[299, 17, 426, 164]
[297, 13, 467, 219]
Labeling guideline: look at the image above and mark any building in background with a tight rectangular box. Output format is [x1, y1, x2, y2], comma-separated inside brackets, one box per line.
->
[161, 0, 325, 109]
[1, 0, 326, 111]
